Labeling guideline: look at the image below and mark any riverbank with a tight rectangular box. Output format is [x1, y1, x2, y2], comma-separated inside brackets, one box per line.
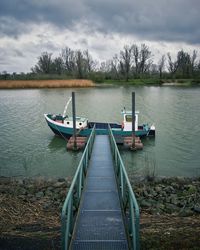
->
[131, 177, 200, 249]
[1, 79, 200, 89]
[0, 79, 94, 89]
[0, 176, 199, 249]
[0, 177, 71, 250]
[103, 78, 200, 86]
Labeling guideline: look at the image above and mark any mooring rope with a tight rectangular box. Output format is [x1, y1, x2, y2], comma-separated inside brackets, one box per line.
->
[54, 122, 68, 142]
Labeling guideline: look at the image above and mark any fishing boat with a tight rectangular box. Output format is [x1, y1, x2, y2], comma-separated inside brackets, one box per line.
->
[44, 99, 155, 141]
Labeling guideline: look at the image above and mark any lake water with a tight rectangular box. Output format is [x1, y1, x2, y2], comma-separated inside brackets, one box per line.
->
[0, 86, 200, 178]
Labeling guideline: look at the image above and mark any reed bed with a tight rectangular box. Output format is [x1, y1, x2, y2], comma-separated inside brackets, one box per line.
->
[0, 79, 94, 89]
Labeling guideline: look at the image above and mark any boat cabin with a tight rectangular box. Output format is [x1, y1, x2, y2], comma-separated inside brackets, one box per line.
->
[121, 110, 139, 131]
[51, 114, 88, 130]
[64, 116, 88, 129]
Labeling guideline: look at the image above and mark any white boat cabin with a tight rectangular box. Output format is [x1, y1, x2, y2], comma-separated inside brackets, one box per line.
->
[64, 116, 88, 129]
[121, 110, 139, 131]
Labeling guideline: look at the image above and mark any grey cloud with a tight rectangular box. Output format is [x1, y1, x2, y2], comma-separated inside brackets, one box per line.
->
[12, 49, 24, 57]
[0, 0, 87, 36]
[0, 16, 30, 38]
[85, 0, 200, 44]
[0, 0, 200, 44]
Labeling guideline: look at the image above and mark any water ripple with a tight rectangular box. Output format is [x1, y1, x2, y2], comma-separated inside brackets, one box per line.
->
[0, 87, 200, 178]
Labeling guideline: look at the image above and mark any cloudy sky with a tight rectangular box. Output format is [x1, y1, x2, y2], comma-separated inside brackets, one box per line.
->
[0, 0, 200, 73]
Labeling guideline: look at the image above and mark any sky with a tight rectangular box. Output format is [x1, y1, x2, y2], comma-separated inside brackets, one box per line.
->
[0, 0, 200, 73]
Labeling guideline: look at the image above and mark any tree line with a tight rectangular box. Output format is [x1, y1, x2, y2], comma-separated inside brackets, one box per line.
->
[1, 44, 200, 82]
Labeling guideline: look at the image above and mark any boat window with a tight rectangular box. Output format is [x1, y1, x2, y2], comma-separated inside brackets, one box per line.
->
[79, 123, 82, 126]
[125, 115, 132, 122]
[67, 122, 70, 124]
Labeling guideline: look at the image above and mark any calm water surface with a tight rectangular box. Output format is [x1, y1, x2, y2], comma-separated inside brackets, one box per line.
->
[0, 86, 200, 178]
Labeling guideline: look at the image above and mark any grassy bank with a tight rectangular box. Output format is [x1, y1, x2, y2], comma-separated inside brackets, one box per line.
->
[0, 79, 94, 89]
[104, 78, 162, 85]
[1, 79, 200, 89]
[103, 78, 200, 86]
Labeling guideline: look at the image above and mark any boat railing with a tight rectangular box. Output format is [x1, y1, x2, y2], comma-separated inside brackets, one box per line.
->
[61, 125, 96, 249]
[108, 125, 140, 250]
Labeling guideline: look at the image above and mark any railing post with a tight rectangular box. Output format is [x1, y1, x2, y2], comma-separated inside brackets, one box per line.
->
[135, 209, 140, 250]
[132, 92, 135, 148]
[129, 194, 135, 249]
[86, 143, 89, 167]
[61, 214, 67, 249]
[72, 92, 77, 150]
[114, 148, 117, 163]
[78, 166, 83, 199]
[120, 165, 124, 200]
[65, 196, 72, 249]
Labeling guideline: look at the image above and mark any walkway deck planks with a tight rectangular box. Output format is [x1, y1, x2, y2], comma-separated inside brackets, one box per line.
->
[70, 135, 129, 249]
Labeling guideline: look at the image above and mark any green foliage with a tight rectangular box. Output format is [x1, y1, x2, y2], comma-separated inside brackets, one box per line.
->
[104, 78, 162, 85]
[88, 72, 105, 83]
[191, 79, 200, 85]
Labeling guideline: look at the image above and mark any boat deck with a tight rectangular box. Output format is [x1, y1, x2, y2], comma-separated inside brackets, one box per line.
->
[88, 122, 121, 129]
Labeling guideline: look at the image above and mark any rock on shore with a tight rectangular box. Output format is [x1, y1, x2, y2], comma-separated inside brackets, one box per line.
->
[130, 177, 200, 249]
[131, 177, 200, 216]
[0, 176, 72, 210]
[1, 176, 200, 250]
[0, 176, 72, 250]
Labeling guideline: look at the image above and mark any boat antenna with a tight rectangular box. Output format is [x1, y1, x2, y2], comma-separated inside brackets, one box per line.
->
[63, 96, 72, 118]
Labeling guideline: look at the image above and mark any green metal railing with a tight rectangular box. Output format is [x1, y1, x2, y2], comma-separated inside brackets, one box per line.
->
[108, 125, 140, 250]
[61, 125, 96, 250]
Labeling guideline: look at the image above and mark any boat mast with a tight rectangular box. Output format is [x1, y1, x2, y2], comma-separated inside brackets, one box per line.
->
[72, 92, 77, 149]
[63, 97, 72, 118]
[132, 92, 135, 148]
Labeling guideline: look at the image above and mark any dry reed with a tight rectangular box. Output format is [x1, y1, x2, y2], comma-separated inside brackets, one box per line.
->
[0, 79, 94, 89]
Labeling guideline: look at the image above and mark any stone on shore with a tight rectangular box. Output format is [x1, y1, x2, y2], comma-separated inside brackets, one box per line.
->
[130, 176, 200, 215]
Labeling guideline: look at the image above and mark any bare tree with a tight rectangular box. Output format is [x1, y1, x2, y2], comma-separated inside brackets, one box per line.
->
[32, 52, 53, 74]
[140, 44, 152, 74]
[191, 50, 197, 77]
[100, 56, 120, 80]
[61, 47, 76, 75]
[75, 50, 84, 79]
[52, 57, 64, 75]
[177, 50, 189, 77]
[131, 43, 152, 77]
[119, 45, 132, 81]
[1, 70, 9, 80]
[167, 52, 178, 77]
[158, 55, 165, 79]
[132, 44, 140, 77]
[83, 50, 94, 74]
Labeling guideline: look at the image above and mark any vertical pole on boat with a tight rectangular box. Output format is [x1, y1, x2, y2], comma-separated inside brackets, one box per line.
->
[72, 92, 77, 149]
[132, 92, 135, 148]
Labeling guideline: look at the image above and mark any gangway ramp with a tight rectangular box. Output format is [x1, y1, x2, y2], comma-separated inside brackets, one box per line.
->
[62, 125, 140, 250]
[70, 135, 129, 249]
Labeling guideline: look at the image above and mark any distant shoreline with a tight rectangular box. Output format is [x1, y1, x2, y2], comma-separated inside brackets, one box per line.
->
[103, 78, 200, 86]
[0, 79, 199, 89]
[0, 79, 94, 89]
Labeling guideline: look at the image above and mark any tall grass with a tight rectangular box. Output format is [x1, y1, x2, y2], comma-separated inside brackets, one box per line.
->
[0, 79, 94, 89]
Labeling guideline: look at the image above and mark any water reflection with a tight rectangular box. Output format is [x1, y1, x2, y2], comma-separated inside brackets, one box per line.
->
[48, 136, 67, 152]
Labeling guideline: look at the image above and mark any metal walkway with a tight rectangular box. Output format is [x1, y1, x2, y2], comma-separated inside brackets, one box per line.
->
[70, 135, 129, 249]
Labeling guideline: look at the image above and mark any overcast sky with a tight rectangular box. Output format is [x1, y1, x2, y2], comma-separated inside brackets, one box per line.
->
[0, 0, 200, 73]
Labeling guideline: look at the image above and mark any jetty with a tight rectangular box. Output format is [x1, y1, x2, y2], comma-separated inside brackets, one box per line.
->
[61, 125, 140, 250]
